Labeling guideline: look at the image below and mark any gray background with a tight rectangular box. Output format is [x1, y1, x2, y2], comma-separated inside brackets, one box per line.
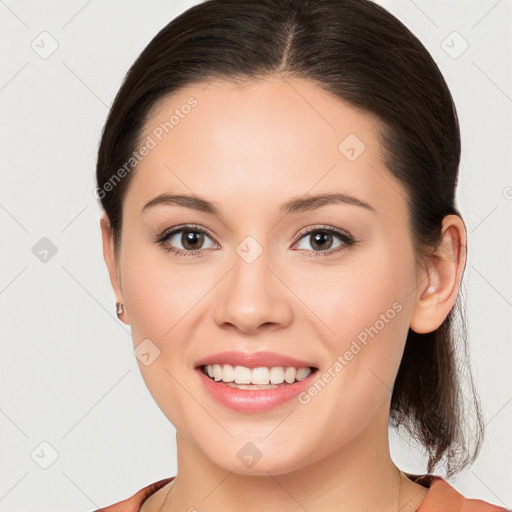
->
[0, 1, 511, 510]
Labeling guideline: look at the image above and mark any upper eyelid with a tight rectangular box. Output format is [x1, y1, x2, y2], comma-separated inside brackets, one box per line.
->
[160, 224, 215, 240]
[295, 224, 352, 239]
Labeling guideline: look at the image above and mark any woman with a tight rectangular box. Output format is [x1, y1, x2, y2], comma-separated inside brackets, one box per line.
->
[92, 0, 509, 510]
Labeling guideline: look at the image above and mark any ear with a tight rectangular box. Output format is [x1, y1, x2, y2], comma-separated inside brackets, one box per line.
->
[409, 214, 467, 334]
[100, 214, 130, 324]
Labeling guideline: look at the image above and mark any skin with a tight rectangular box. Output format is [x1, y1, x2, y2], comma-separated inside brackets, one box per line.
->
[100, 75, 466, 511]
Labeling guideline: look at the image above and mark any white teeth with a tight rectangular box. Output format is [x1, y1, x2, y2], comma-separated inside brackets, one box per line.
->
[213, 364, 223, 382]
[251, 366, 270, 385]
[234, 365, 251, 384]
[203, 364, 313, 385]
[284, 366, 296, 384]
[295, 367, 311, 381]
[269, 366, 285, 384]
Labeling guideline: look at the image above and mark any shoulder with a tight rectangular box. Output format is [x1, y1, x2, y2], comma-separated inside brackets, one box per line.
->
[406, 473, 510, 512]
[90, 477, 175, 512]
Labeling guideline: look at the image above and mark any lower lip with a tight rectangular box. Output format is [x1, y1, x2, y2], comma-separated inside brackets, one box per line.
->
[196, 367, 317, 412]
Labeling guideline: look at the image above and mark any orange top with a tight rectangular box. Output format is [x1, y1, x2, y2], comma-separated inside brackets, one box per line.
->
[92, 474, 510, 512]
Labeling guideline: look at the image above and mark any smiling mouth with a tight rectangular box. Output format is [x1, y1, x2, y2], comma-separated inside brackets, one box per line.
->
[199, 364, 319, 389]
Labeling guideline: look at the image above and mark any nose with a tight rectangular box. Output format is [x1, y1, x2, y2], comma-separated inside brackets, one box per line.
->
[212, 247, 293, 334]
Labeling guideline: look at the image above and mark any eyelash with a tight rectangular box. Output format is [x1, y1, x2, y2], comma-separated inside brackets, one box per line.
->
[154, 224, 356, 258]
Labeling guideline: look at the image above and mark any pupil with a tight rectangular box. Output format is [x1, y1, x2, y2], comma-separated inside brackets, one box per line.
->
[183, 230, 203, 249]
[312, 232, 332, 250]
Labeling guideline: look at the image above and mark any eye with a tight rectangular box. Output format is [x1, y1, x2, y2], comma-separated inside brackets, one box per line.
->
[155, 224, 218, 257]
[155, 224, 356, 258]
[293, 225, 355, 257]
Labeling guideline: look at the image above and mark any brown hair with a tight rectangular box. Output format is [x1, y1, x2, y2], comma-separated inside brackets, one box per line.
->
[96, 0, 484, 477]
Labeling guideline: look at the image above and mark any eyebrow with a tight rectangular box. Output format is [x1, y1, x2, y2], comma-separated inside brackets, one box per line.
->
[141, 192, 377, 217]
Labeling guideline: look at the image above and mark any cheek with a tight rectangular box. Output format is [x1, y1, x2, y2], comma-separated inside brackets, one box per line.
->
[120, 238, 205, 337]
[299, 263, 411, 438]
[307, 249, 412, 383]
[122, 263, 171, 339]
[119, 246, 198, 426]
[304, 253, 406, 333]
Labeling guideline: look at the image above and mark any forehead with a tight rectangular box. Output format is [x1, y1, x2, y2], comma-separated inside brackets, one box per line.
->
[126, 76, 407, 224]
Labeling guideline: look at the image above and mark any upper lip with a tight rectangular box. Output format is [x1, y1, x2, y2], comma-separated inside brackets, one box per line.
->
[194, 351, 317, 369]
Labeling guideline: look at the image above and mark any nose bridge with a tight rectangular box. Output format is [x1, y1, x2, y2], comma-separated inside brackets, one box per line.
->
[212, 234, 292, 332]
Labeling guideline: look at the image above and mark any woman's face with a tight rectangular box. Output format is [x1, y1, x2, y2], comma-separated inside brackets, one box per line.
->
[107, 76, 424, 474]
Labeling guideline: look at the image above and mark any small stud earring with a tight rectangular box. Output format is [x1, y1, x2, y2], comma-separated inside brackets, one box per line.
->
[116, 302, 124, 318]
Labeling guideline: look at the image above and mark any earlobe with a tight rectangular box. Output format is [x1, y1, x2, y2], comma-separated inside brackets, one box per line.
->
[100, 215, 129, 324]
[409, 215, 466, 334]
